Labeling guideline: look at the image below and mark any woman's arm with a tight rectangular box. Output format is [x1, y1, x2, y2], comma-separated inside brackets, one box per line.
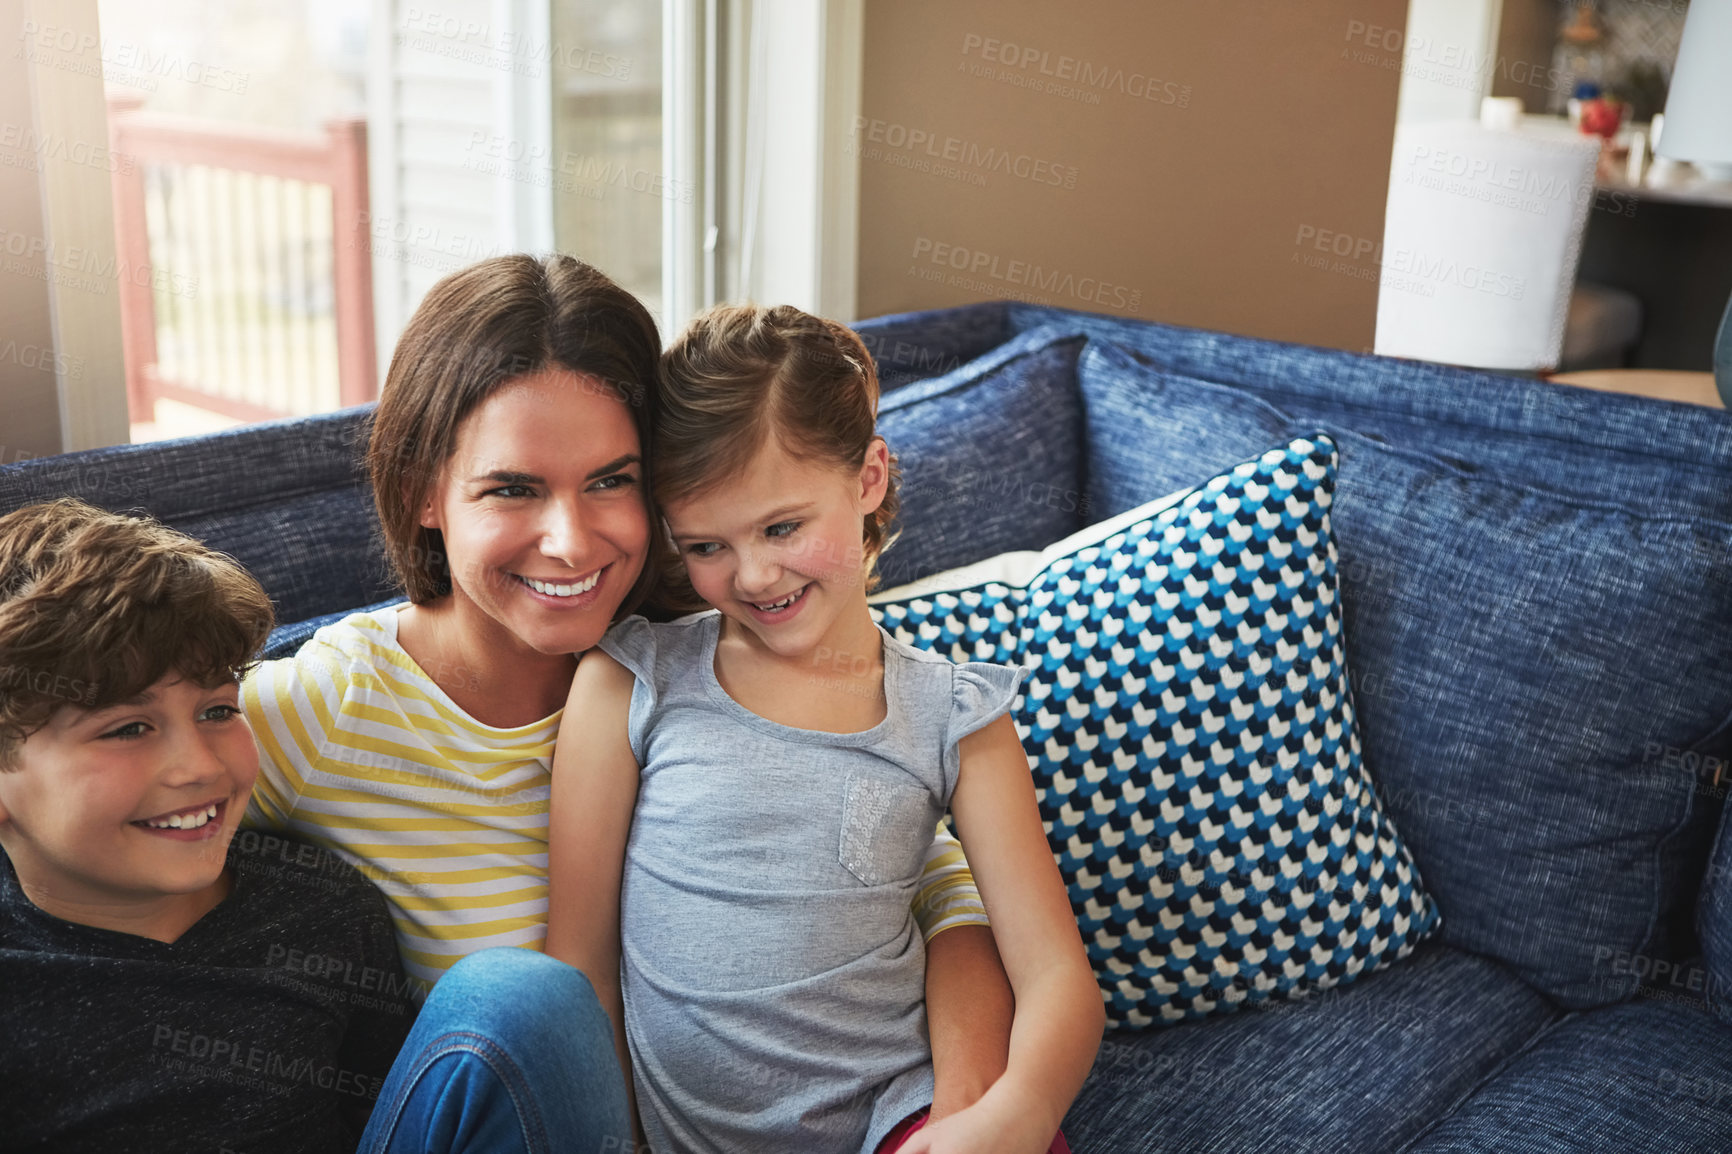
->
[924, 924, 1014, 1122]
[914, 823, 1014, 1121]
[545, 650, 643, 1134]
[908, 714, 1105, 1153]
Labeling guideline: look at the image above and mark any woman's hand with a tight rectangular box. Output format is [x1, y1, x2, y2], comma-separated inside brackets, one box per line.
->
[895, 1097, 1057, 1154]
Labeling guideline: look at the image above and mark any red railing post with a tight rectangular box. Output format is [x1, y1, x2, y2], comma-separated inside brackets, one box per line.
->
[327, 117, 377, 408]
[106, 93, 159, 425]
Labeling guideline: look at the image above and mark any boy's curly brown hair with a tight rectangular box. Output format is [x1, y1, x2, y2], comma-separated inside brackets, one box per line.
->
[0, 498, 275, 767]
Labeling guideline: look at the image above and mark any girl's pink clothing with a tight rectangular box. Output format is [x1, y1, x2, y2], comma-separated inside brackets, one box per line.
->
[874, 1108, 1072, 1153]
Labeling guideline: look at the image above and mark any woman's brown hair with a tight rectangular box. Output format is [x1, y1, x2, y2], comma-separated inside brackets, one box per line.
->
[0, 498, 275, 766]
[367, 253, 671, 615]
[656, 303, 901, 600]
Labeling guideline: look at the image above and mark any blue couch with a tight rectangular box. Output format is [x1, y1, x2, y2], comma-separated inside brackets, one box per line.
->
[5, 301, 1732, 1153]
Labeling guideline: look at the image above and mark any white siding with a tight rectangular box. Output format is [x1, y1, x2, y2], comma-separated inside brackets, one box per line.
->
[367, 0, 551, 360]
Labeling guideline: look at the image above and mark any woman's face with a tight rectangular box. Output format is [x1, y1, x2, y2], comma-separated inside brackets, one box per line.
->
[419, 369, 651, 657]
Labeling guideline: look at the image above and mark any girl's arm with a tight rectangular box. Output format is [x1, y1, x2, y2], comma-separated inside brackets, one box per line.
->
[908, 714, 1106, 1153]
[544, 650, 643, 1136]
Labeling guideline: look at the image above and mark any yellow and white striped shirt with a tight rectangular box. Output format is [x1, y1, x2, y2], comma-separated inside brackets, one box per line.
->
[242, 607, 988, 988]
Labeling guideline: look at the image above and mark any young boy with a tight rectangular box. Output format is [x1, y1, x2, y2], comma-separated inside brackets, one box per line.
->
[0, 498, 415, 1151]
[1, 498, 635, 1154]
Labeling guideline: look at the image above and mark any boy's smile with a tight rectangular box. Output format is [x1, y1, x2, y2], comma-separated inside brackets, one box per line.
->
[131, 797, 229, 839]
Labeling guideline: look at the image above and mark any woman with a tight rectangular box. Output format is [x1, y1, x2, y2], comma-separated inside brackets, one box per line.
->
[241, 254, 1018, 1143]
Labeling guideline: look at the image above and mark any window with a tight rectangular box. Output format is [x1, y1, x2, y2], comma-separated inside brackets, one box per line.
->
[95, 0, 665, 442]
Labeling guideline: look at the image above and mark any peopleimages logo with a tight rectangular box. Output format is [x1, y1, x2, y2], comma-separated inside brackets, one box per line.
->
[16, 22, 251, 94]
[1404, 144, 1592, 204]
[851, 117, 1079, 189]
[0, 123, 134, 174]
[909, 237, 1142, 310]
[0, 228, 199, 298]
[1383, 247, 1525, 299]
[960, 32, 1192, 107]
[398, 7, 631, 80]
[1291, 225, 1526, 301]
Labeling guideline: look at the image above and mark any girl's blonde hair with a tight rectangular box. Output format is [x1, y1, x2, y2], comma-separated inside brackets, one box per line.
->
[656, 304, 901, 597]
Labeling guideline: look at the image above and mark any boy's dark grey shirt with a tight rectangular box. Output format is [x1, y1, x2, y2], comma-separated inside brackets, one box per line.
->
[0, 832, 416, 1153]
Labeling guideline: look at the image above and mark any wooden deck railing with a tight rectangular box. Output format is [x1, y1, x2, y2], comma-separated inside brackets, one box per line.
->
[107, 96, 376, 425]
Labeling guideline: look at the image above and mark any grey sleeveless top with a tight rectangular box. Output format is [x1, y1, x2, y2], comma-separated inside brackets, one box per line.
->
[595, 611, 1024, 1154]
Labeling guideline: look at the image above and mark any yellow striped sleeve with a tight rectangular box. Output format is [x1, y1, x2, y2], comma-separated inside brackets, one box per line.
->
[241, 645, 340, 830]
[912, 818, 991, 941]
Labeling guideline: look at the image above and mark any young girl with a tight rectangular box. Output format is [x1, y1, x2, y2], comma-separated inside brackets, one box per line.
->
[242, 256, 1018, 1137]
[546, 304, 1104, 1154]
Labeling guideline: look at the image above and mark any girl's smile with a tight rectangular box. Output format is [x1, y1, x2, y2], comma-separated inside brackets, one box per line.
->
[743, 581, 811, 622]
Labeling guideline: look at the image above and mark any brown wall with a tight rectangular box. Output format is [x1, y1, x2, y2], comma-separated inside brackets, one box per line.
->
[856, 0, 1409, 353]
[0, 0, 63, 460]
[1490, 0, 1563, 111]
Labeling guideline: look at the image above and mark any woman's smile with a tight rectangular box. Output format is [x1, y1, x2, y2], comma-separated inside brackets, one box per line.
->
[515, 564, 610, 605]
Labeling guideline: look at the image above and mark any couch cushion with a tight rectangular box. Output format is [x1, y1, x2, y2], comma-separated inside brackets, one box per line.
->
[871, 436, 1440, 1027]
[852, 300, 1013, 392]
[1401, 999, 1732, 1152]
[1075, 337, 1732, 1009]
[1006, 302, 1732, 523]
[1699, 788, 1732, 1023]
[0, 407, 397, 626]
[261, 597, 407, 661]
[874, 326, 1090, 589]
[1061, 940, 1559, 1154]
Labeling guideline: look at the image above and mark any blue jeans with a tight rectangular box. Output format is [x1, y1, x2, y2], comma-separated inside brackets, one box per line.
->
[357, 948, 634, 1154]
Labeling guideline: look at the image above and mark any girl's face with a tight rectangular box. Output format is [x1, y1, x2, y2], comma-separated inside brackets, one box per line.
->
[420, 369, 651, 657]
[665, 434, 889, 661]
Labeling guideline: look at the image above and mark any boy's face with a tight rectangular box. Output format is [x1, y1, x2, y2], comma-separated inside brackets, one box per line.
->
[0, 673, 257, 914]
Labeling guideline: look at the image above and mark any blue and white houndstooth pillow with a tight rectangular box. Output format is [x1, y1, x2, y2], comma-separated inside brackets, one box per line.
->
[871, 434, 1439, 1028]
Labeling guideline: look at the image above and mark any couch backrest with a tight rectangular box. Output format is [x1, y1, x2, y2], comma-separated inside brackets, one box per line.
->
[872, 325, 1091, 588]
[1004, 302, 1732, 521]
[860, 299, 1732, 521]
[856, 302, 1732, 1006]
[0, 407, 395, 627]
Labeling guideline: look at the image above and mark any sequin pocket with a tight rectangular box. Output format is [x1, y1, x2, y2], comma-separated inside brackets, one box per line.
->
[838, 770, 934, 887]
